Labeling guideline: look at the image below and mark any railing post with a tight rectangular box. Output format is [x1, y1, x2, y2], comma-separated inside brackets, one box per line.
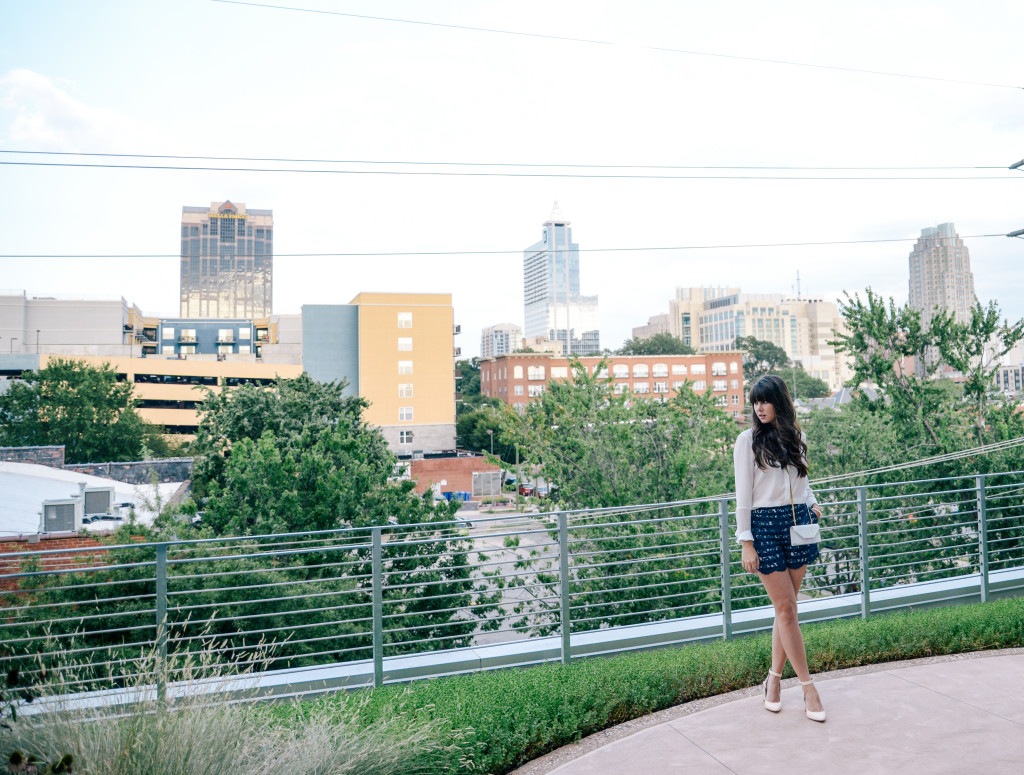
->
[558, 511, 572, 664]
[371, 527, 384, 688]
[718, 499, 733, 640]
[977, 475, 990, 603]
[155, 543, 168, 704]
[857, 487, 871, 619]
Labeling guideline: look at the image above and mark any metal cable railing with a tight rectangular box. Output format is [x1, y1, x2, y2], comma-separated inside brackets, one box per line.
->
[1, 470, 1023, 697]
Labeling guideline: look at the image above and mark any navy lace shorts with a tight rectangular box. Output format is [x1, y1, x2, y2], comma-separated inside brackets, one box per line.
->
[752, 504, 819, 575]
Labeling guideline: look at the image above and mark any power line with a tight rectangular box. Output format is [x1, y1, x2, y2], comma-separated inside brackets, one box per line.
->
[811, 436, 1024, 486]
[0, 160, 1014, 181]
[210, 0, 1024, 91]
[0, 150, 1006, 172]
[0, 234, 1008, 260]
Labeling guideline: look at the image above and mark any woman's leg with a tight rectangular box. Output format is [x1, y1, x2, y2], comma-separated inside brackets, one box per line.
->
[759, 567, 823, 713]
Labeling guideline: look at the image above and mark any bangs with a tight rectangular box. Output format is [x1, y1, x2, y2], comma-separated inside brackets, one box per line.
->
[748, 378, 774, 405]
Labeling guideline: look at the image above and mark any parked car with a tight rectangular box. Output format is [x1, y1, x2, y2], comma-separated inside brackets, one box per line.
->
[536, 483, 548, 498]
[518, 483, 535, 496]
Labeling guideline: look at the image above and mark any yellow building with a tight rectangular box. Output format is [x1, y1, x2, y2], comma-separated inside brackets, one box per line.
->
[44, 354, 302, 436]
[349, 293, 457, 452]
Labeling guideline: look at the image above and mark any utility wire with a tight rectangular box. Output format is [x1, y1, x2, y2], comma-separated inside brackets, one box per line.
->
[0, 234, 1008, 260]
[0, 150, 1006, 172]
[811, 436, 1024, 486]
[0, 160, 1014, 180]
[210, 0, 1024, 91]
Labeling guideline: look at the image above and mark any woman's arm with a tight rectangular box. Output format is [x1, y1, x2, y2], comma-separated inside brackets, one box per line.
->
[733, 432, 754, 543]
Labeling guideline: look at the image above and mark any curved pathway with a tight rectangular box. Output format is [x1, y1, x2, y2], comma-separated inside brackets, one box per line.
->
[512, 650, 1024, 775]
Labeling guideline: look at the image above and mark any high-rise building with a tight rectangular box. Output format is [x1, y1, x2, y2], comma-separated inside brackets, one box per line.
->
[908, 223, 976, 328]
[523, 203, 599, 356]
[481, 323, 523, 359]
[180, 201, 273, 318]
[632, 286, 853, 392]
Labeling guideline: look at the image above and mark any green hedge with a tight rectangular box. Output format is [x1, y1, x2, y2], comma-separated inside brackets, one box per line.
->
[283, 597, 1024, 774]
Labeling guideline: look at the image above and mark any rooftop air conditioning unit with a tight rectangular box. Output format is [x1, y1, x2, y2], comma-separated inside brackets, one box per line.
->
[41, 497, 84, 533]
[84, 486, 116, 519]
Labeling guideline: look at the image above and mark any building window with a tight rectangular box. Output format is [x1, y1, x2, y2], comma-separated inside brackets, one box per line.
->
[528, 384, 545, 397]
[239, 345, 251, 354]
[514, 385, 524, 395]
[712, 362, 727, 376]
[398, 360, 413, 375]
[399, 430, 414, 444]
[693, 380, 707, 390]
[730, 361, 739, 373]
[398, 337, 413, 351]
[634, 382, 650, 394]
[180, 328, 196, 343]
[652, 363, 669, 378]
[671, 364, 687, 375]
[399, 383, 414, 398]
[633, 364, 649, 378]
[162, 327, 174, 340]
[550, 366, 569, 379]
[691, 364, 706, 375]
[712, 379, 728, 392]
[398, 312, 413, 328]
[653, 381, 668, 394]
[595, 366, 609, 378]
[672, 380, 686, 391]
[716, 395, 728, 406]
[528, 365, 545, 380]
[614, 383, 628, 394]
[180, 345, 196, 355]
[218, 344, 233, 355]
[731, 379, 739, 389]
[731, 394, 740, 404]
[513, 365, 523, 379]
[399, 407, 414, 421]
[613, 364, 629, 378]
[238, 328, 251, 340]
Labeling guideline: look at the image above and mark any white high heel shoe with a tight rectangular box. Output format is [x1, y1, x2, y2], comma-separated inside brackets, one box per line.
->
[763, 668, 783, 712]
[799, 679, 827, 722]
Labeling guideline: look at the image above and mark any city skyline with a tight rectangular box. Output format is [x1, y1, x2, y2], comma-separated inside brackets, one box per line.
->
[1, 1, 1023, 359]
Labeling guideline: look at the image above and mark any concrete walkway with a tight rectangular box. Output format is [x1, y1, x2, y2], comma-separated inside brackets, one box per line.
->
[514, 651, 1024, 775]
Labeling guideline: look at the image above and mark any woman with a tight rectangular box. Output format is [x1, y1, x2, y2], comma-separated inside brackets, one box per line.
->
[733, 374, 826, 722]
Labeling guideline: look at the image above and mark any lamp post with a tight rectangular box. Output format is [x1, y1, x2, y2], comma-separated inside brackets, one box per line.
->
[487, 429, 494, 455]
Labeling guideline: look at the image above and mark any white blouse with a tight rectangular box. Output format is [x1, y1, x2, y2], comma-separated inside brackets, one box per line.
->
[733, 428, 818, 544]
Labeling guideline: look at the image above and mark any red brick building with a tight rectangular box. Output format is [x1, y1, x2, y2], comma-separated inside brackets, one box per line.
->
[480, 352, 745, 418]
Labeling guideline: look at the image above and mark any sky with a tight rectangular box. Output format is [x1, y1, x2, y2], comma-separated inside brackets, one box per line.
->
[1, 0, 1023, 358]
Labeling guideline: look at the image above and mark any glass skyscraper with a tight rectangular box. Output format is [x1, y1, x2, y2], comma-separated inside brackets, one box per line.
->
[523, 203, 600, 356]
[180, 201, 273, 318]
[908, 223, 976, 328]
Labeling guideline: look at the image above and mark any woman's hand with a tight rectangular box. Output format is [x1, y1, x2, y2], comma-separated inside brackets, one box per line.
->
[811, 505, 823, 521]
[741, 542, 759, 574]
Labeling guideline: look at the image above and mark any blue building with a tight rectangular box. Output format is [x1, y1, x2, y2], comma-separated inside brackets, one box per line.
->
[522, 203, 600, 356]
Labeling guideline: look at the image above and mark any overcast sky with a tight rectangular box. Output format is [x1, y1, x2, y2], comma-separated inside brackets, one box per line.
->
[1, 0, 1022, 358]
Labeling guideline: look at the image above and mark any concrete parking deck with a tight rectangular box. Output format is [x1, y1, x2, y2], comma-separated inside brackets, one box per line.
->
[513, 650, 1024, 775]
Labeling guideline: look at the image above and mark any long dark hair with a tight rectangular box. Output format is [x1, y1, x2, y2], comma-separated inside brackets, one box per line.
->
[749, 374, 808, 477]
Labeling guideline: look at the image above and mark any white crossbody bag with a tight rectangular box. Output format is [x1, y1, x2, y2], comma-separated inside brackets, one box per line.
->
[789, 472, 821, 546]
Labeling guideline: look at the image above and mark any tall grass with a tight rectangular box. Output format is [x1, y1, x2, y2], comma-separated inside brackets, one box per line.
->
[1, 644, 473, 775]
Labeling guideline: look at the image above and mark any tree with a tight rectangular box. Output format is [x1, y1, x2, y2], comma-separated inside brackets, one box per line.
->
[617, 332, 695, 356]
[734, 335, 830, 399]
[503, 359, 736, 509]
[456, 404, 507, 458]
[931, 301, 1024, 444]
[830, 289, 949, 447]
[455, 358, 481, 400]
[0, 358, 163, 463]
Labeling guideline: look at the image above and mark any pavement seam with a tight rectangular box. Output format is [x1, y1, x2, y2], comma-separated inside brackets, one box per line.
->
[887, 669, 1024, 727]
[666, 724, 741, 775]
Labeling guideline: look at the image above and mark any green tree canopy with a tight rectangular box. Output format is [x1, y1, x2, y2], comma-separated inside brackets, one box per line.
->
[617, 332, 695, 356]
[734, 335, 830, 399]
[0, 358, 164, 463]
[503, 359, 736, 508]
[189, 373, 457, 535]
